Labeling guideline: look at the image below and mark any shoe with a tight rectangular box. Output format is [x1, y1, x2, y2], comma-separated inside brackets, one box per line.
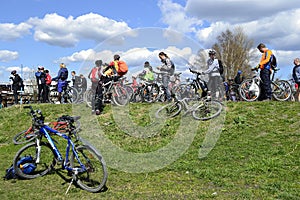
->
[95, 110, 101, 115]
[91, 110, 95, 114]
[55, 101, 61, 104]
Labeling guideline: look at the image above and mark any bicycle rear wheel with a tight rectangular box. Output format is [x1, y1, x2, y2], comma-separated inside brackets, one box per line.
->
[13, 128, 38, 145]
[112, 85, 129, 106]
[155, 102, 182, 119]
[238, 79, 260, 102]
[13, 142, 56, 179]
[272, 80, 292, 101]
[192, 100, 222, 120]
[71, 145, 108, 193]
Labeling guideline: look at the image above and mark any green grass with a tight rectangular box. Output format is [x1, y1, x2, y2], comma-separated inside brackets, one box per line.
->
[0, 102, 299, 200]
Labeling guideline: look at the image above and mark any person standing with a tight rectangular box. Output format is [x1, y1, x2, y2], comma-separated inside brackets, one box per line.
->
[52, 63, 68, 104]
[35, 66, 43, 102]
[255, 43, 273, 101]
[88, 60, 103, 113]
[203, 49, 223, 99]
[44, 69, 52, 103]
[79, 74, 87, 101]
[292, 58, 300, 102]
[71, 71, 81, 92]
[9, 70, 23, 105]
[157, 52, 175, 102]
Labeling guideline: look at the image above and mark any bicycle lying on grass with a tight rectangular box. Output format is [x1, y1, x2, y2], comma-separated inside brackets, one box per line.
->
[155, 96, 222, 120]
[13, 115, 81, 145]
[13, 106, 107, 193]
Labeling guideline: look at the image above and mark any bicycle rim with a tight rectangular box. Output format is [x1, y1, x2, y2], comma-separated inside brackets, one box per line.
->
[72, 145, 108, 193]
[272, 80, 292, 101]
[155, 102, 182, 119]
[13, 142, 56, 179]
[112, 86, 129, 106]
[13, 129, 38, 145]
[192, 100, 222, 120]
[238, 79, 260, 102]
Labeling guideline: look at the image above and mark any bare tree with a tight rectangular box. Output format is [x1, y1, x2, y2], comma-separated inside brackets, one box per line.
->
[212, 27, 256, 80]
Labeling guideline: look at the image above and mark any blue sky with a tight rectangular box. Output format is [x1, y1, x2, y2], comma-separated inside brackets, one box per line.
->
[1, 0, 300, 82]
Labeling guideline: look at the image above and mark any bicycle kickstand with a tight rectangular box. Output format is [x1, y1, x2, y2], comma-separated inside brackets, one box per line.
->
[65, 176, 74, 195]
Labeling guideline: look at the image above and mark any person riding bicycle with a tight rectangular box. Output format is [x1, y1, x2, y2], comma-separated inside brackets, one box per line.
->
[253, 43, 273, 101]
[203, 49, 223, 100]
[139, 61, 155, 82]
[52, 63, 68, 104]
[157, 52, 175, 102]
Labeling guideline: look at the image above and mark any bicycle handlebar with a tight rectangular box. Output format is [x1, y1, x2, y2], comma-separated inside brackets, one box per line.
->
[24, 106, 45, 126]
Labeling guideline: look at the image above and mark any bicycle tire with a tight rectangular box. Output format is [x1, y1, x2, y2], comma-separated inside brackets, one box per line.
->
[13, 129, 38, 145]
[64, 86, 79, 103]
[238, 79, 260, 102]
[155, 102, 182, 119]
[84, 89, 94, 108]
[192, 100, 222, 121]
[142, 84, 160, 103]
[112, 85, 129, 106]
[71, 145, 108, 193]
[272, 80, 292, 101]
[13, 142, 56, 179]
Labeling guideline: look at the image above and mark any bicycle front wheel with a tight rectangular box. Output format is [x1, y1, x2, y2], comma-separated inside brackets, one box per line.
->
[192, 100, 222, 120]
[155, 102, 182, 119]
[13, 129, 38, 145]
[13, 142, 56, 179]
[112, 85, 129, 106]
[272, 80, 292, 101]
[238, 79, 260, 102]
[71, 145, 108, 193]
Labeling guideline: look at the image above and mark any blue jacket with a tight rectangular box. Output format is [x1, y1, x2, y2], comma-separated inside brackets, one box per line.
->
[293, 65, 300, 83]
[52, 68, 68, 81]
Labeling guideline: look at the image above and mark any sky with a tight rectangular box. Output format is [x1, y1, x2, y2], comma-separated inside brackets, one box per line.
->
[1, 0, 300, 83]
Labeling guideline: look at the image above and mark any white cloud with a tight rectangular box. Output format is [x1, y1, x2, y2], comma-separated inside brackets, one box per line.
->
[6, 66, 32, 73]
[0, 50, 19, 62]
[0, 23, 32, 41]
[158, 0, 202, 33]
[186, 0, 299, 23]
[27, 13, 133, 47]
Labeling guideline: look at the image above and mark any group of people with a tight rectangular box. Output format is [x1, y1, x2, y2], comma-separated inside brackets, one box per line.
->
[7, 43, 300, 108]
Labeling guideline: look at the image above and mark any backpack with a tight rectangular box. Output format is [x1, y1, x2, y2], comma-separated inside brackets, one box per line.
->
[90, 67, 101, 83]
[270, 54, 277, 69]
[218, 60, 224, 75]
[117, 61, 128, 76]
[60, 68, 68, 81]
[3, 156, 36, 180]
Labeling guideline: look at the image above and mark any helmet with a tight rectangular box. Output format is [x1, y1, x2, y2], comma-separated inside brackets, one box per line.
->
[113, 54, 120, 60]
[95, 60, 103, 66]
[208, 49, 216, 55]
[38, 66, 44, 70]
[238, 70, 242, 74]
[11, 70, 17, 75]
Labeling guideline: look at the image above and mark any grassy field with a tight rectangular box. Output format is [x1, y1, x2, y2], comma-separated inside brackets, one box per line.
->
[0, 101, 299, 200]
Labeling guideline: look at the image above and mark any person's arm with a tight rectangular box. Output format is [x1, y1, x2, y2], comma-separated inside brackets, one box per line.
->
[203, 60, 216, 74]
[160, 59, 172, 71]
[52, 69, 61, 81]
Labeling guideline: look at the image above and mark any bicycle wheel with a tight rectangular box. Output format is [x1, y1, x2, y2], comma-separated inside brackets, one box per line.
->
[112, 85, 129, 106]
[143, 84, 160, 103]
[71, 145, 108, 193]
[63, 86, 79, 103]
[13, 129, 38, 145]
[84, 89, 94, 108]
[192, 100, 222, 121]
[238, 79, 260, 102]
[272, 80, 292, 101]
[13, 142, 56, 179]
[155, 102, 182, 119]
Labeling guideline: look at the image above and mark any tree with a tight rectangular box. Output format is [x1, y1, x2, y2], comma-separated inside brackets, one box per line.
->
[212, 27, 256, 80]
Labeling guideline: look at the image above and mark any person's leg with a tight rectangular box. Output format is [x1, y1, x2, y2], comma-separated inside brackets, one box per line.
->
[94, 83, 104, 115]
[162, 75, 171, 101]
[260, 69, 272, 100]
[13, 86, 18, 104]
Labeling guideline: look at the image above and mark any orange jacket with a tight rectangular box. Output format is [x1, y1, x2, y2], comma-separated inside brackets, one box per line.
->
[259, 49, 273, 70]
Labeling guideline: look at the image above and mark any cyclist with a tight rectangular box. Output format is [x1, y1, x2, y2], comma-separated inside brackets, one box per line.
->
[157, 52, 175, 102]
[9, 70, 24, 105]
[292, 57, 300, 102]
[52, 63, 68, 104]
[44, 69, 52, 103]
[254, 43, 273, 101]
[88, 60, 103, 113]
[203, 49, 223, 99]
[139, 61, 155, 82]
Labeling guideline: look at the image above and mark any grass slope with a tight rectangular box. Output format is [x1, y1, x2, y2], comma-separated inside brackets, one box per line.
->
[0, 102, 299, 200]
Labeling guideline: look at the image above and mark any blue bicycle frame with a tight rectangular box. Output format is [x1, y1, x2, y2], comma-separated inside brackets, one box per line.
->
[37, 125, 86, 173]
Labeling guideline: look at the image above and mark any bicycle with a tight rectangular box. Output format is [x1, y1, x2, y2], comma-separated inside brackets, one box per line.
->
[13, 115, 81, 145]
[239, 68, 292, 101]
[84, 76, 129, 107]
[155, 96, 222, 120]
[49, 81, 79, 104]
[13, 106, 107, 193]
